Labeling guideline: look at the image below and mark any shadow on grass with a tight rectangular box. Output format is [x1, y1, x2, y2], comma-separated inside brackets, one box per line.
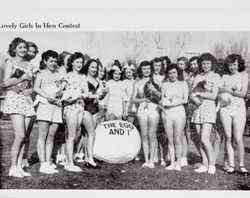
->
[187, 151, 201, 165]
[245, 147, 250, 154]
[237, 184, 250, 190]
[28, 151, 39, 166]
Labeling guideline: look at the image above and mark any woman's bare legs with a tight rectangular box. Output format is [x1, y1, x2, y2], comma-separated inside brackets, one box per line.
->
[137, 115, 149, 166]
[232, 113, 246, 167]
[173, 115, 186, 170]
[82, 111, 97, 166]
[163, 118, 175, 169]
[16, 117, 31, 176]
[65, 110, 78, 167]
[200, 123, 215, 173]
[194, 124, 208, 172]
[9, 114, 27, 177]
[148, 114, 159, 166]
[37, 121, 49, 163]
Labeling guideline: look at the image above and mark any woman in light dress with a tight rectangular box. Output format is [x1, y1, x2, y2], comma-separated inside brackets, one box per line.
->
[190, 53, 221, 174]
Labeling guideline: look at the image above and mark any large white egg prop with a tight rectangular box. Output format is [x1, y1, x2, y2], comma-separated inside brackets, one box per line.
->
[93, 120, 141, 164]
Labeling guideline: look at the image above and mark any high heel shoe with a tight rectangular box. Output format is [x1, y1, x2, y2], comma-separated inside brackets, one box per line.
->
[8, 168, 24, 178]
[224, 166, 235, 175]
[238, 166, 249, 177]
[85, 162, 101, 169]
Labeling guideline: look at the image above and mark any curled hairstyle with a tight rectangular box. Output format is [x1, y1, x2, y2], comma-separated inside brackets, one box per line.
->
[224, 54, 245, 72]
[177, 56, 189, 68]
[165, 63, 183, 81]
[98, 65, 107, 81]
[58, 51, 71, 67]
[108, 60, 122, 80]
[160, 56, 171, 69]
[27, 42, 39, 54]
[122, 67, 137, 80]
[137, 60, 154, 79]
[186, 56, 199, 73]
[67, 52, 85, 73]
[198, 53, 217, 72]
[39, 50, 58, 70]
[8, 37, 27, 57]
[151, 57, 165, 75]
[81, 59, 99, 77]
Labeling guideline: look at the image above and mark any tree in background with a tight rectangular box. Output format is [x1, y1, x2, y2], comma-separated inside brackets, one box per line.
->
[212, 39, 249, 67]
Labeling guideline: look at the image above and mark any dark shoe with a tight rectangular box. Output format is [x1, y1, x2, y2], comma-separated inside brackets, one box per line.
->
[224, 166, 235, 175]
[85, 162, 101, 169]
[239, 166, 249, 177]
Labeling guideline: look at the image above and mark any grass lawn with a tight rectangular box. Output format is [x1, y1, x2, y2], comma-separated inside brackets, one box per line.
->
[0, 122, 250, 190]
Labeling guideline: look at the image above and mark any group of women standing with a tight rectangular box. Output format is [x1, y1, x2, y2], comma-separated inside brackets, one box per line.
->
[2, 37, 249, 178]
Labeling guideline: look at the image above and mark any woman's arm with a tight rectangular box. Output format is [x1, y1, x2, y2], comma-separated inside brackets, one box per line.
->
[82, 78, 89, 99]
[197, 75, 220, 101]
[131, 82, 147, 104]
[147, 81, 161, 97]
[3, 60, 29, 87]
[231, 72, 248, 98]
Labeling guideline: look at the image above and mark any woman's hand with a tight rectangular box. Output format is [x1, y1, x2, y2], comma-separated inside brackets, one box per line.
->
[146, 81, 157, 93]
[192, 97, 202, 106]
[20, 73, 32, 81]
[190, 92, 200, 98]
[145, 98, 150, 103]
[47, 95, 56, 103]
[22, 88, 32, 96]
[219, 87, 233, 94]
[56, 90, 63, 98]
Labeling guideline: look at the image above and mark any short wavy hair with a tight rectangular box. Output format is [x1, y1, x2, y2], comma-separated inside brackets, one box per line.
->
[7, 37, 27, 57]
[98, 65, 107, 81]
[198, 53, 217, 72]
[186, 56, 199, 73]
[137, 60, 154, 79]
[151, 57, 165, 75]
[67, 52, 85, 73]
[27, 42, 39, 54]
[224, 54, 245, 72]
[81, 58, 99, 77]
[165, 63, 184, 81]
[39, 50, 58, 70]
[58, 51, 71, 67]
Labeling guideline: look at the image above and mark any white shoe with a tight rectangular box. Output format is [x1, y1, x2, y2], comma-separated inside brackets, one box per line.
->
[148, 163, 155, 169]
[181, 158, 188, 167]
[39, 162, 58, 174]
[207, 166, 216, 174]
[165, 164, 175, 170]
[64, 165, 82, 172]
[194, 165, 208, 173]
[9, 167, 24, 178]
[142, 162, 149, 168]
[174, 164, 181, 171]
[160, 160, 166, 166]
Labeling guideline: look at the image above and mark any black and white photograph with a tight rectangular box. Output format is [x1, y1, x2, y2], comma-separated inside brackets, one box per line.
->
[0, 1, 250, 196]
